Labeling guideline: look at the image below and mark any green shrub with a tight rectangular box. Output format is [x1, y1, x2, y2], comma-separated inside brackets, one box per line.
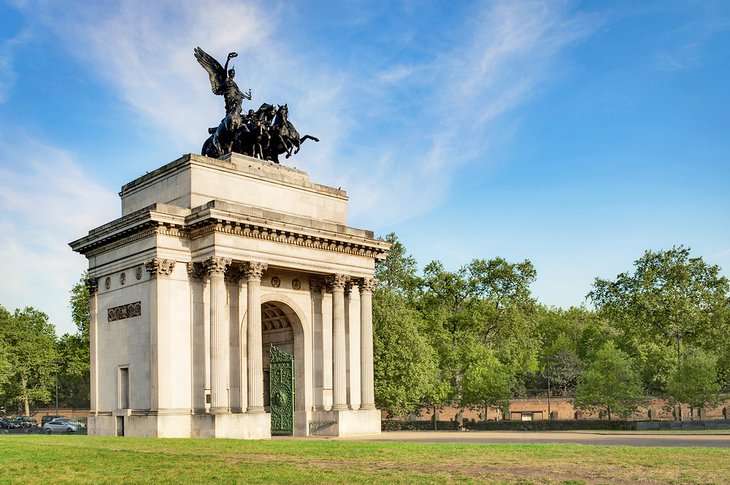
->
[382, 419, 638, 431]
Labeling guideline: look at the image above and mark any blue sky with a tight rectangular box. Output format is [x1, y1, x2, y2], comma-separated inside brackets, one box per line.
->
[1, 0, 728, 336]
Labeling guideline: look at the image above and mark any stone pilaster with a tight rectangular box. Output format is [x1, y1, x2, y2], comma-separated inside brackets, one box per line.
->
[329, 273, 349, 411]
[145, 258, 176, 411]
[187, 262, 207, 413]
[86, 277, 99, 415]
[359, 278, 377, 410]
[225, 266, 245, 413]
[346, 281, 361, 410]
[244, 261, 268, 413]
[205, 256, 232, 414]
[309, 277, 326, 411]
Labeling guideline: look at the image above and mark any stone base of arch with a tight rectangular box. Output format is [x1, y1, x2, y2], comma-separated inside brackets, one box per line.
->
[308, 409, 381, 437]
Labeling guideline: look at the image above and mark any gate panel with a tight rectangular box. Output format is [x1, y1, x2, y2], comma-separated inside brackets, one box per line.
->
[269, 344, 294, 435]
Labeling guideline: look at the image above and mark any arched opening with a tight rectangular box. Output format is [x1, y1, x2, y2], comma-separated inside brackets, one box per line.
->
[261, 301, 304, 435]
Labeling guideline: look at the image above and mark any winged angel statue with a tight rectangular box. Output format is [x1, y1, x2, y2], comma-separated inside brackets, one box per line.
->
[194, 47, 318, 163]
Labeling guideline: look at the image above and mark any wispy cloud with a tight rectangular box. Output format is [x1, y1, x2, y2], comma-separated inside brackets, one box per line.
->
[0, 134, 118, 334]
[10, 0, 598, 232]
[342, 1, 599, 227]
[0, 28, 31, 103]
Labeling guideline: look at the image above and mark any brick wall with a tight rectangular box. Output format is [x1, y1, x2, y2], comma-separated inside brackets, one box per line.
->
[399, 397, 730, 422]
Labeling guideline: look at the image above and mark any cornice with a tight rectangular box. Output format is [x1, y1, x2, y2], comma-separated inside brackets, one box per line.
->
[71, 203, 390, 260]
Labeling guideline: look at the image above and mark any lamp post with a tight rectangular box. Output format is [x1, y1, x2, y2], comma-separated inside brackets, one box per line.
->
[665, 326, 693, 421]
[55, 359, 60, 416]
[541, 352, 552, 420]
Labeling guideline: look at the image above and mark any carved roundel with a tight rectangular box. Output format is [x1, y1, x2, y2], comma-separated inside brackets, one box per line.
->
[292, 279, 301, 290]
[271, 276, 281, 288]
[135, 266, 143, 280]
[120, 272, 126, 285]
[105, 277, 111, 290]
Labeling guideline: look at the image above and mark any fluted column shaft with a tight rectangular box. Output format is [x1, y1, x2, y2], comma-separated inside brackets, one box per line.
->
[207, 257, 231, 414]
[245, 262, 267, 413]
[359, 278, 377, 410]
[331, 274, 349, 411]
[86, 277, 99, 415]
[145, 258, 176, 411]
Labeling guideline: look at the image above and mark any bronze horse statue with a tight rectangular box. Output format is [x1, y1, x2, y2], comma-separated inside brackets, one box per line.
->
[266, 104, 319, 163]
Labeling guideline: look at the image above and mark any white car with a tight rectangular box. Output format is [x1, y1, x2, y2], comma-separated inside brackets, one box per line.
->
[42, 418, 80, 434]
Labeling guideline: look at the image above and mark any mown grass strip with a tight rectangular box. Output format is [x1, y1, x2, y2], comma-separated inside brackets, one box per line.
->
[0, 435, 728, 484]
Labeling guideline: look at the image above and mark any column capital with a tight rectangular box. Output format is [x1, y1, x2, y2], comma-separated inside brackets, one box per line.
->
[309, 277, 326, 295]
[225, 265, 246, 284]
[205, 256, 232, 276]
[243, 261, 268, 281]
[145, 258, 176, 278]
[327, 273, 350, 291]
[85, 276, 98, 295]
[186, 261, 207, 280]
[358, 277, 378, 294]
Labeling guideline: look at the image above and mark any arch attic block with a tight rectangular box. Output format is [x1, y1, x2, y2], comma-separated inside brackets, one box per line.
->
[70, 153, 389, 439]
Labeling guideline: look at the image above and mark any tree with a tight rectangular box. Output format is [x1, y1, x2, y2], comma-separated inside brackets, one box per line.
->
[373, 285, 438, 416]
[69, 274, 91, 339]
[375, 233, 419, 295]
[419, 257, 539, 402]
[548, 347, 583, 397]
[573, 341, 645, 420]
[372, 234, 437, 416]
[0, 307, 58, 415]
[461, 346, 512, 420]
[55, 275, 91, 408]
[666, 347, 722, 419]
[588, 246, 729, 394]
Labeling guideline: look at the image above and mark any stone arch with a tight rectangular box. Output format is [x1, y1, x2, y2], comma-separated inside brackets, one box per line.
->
[259, 293, 311, 436]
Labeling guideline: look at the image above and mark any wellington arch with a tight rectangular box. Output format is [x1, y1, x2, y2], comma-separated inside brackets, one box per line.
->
[70, 153, 390, 438]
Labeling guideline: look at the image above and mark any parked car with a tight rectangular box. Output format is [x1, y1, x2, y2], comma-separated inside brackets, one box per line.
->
[0, 418, 19, 429]
[42, 418, 80, 434]
[41, 415, 64, 426]
[13, 416, 37, 428]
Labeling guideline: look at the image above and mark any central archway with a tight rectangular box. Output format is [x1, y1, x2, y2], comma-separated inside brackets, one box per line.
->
[260, 299, 307, 435]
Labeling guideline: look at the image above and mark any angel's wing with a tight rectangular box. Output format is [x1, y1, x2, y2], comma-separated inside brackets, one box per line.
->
[194, 47, 225, 96]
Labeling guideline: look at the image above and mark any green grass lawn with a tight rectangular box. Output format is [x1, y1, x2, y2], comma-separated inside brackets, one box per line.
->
[0, 435, 728, 484]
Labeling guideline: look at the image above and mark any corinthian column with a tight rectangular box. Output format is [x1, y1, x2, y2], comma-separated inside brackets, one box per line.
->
[329, 274, 349, 411]
[359, 278, 377, 410]
[206, 256, 231, 414]
[145, 258, 176, 411]
[245, 261, 267, 413]
[86, 277, 99, 415]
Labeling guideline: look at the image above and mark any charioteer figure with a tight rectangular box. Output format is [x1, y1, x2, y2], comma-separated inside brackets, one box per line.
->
[194, 47, 318, 163]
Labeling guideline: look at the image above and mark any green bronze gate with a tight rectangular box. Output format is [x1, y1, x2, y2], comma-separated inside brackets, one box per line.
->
[269, 344, 295, 435]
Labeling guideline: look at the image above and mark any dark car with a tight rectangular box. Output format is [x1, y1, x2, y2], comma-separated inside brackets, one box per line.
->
[0, 418, 19, 429]
[14, 416, 38, 428]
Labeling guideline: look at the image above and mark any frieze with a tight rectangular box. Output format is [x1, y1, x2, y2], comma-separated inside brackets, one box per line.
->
[77, 217, 388, 261]
[108, 301, 142, 322]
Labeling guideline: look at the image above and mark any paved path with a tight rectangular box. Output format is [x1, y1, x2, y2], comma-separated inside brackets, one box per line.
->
[339, 430, 730, 448]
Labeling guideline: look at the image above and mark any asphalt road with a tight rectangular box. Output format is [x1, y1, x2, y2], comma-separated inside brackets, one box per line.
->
[340, 430, 730, 448]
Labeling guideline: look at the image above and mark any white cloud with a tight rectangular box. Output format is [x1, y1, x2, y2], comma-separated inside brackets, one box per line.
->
[0, 135, 118, 335]
[343, 1, 598, 228]
[9, 0, 597, 233]
[0, 28, 31, 103]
